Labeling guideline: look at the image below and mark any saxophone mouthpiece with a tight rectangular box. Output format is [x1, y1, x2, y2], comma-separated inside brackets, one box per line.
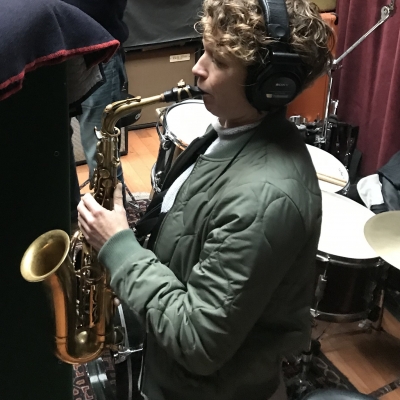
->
[163, 84, 204, 103]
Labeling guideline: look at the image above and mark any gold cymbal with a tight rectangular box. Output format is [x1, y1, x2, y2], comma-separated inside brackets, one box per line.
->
[364, 211, 400, 270]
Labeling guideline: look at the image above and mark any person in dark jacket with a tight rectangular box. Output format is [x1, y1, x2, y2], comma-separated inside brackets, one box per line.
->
[63, 0, 128, 43]
[69, 0, 129, 180]
[65, 0, 129, 228]
[77, 1, 334, 399]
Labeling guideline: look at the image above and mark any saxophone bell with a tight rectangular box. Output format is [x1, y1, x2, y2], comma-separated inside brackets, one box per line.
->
[20, 229, 113, 364]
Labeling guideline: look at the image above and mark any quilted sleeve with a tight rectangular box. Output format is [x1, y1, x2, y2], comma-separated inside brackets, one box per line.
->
[99, 182, 307, 375]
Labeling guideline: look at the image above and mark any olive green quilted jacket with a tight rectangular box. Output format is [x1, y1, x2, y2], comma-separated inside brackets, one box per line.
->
[99, 109, 322, 400]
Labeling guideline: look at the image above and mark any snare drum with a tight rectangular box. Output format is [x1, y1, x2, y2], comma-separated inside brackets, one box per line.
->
[151, 99, 214, 193]
[306, 144, 349, 194]
[313, 192, 381, 322]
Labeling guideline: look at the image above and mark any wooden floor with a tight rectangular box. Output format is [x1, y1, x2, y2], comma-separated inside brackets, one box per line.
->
[76, 127, 158, 194]
[76, 128, 400, 399]
[316, 315, 400, 399]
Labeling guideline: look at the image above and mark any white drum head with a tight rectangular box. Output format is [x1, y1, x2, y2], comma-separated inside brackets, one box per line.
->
[165, 100, 215, 150]
[306, 144, 349, 193]
[319, 192, 378, 260]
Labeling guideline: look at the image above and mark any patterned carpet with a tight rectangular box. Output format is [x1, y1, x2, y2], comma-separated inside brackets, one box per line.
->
[72, 346, 358, 400]
[72, 190, 359, 400]
[283, 351, 358, 399]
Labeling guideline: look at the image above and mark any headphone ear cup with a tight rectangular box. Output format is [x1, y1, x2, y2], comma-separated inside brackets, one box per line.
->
[249, 64, 302, 110]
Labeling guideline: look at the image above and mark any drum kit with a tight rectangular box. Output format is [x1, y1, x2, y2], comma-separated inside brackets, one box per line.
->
[286, 1, 400, 395]
[286, 162, 400, 398]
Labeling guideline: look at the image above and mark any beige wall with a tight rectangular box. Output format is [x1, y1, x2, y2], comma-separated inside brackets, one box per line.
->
[312, 0, 336, 11]
[125, 44, 200, 127]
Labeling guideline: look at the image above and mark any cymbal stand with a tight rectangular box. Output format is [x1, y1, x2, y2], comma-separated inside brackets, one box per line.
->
[285, 257, 330, 397]
[316, 0, 396, 147]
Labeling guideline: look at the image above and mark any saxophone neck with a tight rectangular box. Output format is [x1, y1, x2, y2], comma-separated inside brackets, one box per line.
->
[100, 81, 203, 136]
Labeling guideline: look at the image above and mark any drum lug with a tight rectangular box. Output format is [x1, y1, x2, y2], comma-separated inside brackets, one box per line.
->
[154, 171, 164, 193]
[111, 324, 143, 364]
[113, 344, 143, 365]
[150, 164, 163, 193]
[161, 137, 172, 151]
[310, 309, 321, 319]
[316, 254, 330, 263]
[358, 319, 373, 332]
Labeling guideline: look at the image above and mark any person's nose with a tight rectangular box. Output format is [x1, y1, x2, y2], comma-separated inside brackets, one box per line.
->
[192, 53, 207, 79]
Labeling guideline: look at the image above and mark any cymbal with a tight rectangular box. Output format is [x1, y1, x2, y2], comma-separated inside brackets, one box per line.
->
[364, 211, 400, 270]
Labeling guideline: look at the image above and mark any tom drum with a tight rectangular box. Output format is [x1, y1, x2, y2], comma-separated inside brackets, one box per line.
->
[306, 144, 349, 194]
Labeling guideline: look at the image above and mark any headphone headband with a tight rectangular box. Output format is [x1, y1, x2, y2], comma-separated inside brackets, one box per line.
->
[258, 0, 290, 41]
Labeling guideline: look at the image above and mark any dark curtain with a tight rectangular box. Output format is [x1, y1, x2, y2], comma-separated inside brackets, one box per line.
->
[332, 0, 400, 176]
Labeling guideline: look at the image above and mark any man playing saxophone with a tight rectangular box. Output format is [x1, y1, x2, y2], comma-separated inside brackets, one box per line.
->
[78, 1, 334, 399]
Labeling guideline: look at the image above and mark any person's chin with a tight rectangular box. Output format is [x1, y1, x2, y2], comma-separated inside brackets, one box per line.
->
[202, 93, 212, 102]
[202, 95, 213, 111]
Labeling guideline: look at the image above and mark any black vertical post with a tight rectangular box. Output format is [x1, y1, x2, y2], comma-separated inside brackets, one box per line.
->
[0, 63, 72, 400]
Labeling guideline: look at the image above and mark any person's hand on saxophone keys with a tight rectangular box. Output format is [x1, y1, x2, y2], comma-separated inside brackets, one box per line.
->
[77, 183, 129, 252]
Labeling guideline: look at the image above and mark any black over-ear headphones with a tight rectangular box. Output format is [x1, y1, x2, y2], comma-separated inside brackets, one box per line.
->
[246, 0, 308, 110]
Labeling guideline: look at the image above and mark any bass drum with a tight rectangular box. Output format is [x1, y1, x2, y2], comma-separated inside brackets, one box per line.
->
[73, 302, 144, 400]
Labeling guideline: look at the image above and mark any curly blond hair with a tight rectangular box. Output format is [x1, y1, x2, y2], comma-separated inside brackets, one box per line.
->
[196, 0, 335, 87]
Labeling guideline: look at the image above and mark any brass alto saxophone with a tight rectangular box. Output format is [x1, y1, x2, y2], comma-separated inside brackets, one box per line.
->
[20, 82, 203, 364]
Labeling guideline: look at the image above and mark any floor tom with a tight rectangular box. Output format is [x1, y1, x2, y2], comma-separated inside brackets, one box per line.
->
[314, 192, 381, 322]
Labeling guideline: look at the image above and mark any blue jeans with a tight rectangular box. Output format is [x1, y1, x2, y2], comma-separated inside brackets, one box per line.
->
[77, 51, 127, 183]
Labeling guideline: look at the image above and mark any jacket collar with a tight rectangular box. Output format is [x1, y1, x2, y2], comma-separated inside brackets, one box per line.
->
[202, 107, 288, 160]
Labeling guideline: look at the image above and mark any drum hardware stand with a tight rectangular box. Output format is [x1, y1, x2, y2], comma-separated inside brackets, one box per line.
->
[351, 259, 389, 334]
[358, 262, 399, 400]
[368, 259, 390, 332]
[285, 257, 331, 397]
[316, 0, 396, 147]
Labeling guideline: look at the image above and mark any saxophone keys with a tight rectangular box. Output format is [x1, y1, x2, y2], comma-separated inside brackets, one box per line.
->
[99, 169, 110, 179]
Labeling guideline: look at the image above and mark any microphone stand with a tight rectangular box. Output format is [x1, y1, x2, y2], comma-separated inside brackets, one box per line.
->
[316, 0, 396, 147]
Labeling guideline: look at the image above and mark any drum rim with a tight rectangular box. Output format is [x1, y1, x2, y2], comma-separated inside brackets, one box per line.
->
[165, 131, 187, 150]
[317, 249, 381, 267]
[311, 308, 369, 323]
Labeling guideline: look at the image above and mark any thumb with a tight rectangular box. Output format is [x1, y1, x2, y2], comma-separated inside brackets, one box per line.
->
[113, 183, 124, 208]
